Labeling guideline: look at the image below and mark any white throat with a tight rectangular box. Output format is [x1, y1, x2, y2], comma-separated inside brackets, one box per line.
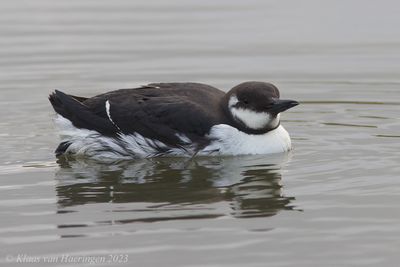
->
[228, 95, 280, 130]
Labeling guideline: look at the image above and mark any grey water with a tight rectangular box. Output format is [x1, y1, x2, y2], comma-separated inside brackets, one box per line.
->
[1, 0, 400, 266]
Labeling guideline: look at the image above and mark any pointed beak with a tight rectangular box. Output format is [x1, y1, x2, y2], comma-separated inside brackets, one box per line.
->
[270, 99, 299, 114]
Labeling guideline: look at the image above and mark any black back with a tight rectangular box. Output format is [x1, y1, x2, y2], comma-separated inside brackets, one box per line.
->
[49, 83, 230, 148]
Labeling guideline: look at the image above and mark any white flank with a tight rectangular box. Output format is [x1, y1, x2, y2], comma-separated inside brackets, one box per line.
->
[53, 115, 194, 160]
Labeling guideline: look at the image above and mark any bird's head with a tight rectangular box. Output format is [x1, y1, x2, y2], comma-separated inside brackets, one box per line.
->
[225, 81, 299, 133]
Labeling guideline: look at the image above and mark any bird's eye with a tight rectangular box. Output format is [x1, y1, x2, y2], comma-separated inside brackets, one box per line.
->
[242, 99, 249, 104]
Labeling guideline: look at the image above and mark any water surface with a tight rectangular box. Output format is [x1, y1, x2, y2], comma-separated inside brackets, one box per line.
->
[1, 0, 400, 266]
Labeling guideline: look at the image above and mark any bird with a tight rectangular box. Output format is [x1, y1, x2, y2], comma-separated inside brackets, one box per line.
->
[49, 81, 299, 160]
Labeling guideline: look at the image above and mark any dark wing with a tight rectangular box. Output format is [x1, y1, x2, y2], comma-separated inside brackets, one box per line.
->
[84, 83, 227, 147]
[50, 83, 227, 148]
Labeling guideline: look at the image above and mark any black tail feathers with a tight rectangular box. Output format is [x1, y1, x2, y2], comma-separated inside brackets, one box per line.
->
[49, 90, 117, 136]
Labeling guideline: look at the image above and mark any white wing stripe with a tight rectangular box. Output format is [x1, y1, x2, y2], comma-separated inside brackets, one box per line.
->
[105, 100, 121, 131]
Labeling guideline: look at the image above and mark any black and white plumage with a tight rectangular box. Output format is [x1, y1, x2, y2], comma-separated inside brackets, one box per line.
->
[49, 81, 299, 160]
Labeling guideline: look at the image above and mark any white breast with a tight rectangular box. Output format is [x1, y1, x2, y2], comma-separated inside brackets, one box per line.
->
[201, 124, 292, 155]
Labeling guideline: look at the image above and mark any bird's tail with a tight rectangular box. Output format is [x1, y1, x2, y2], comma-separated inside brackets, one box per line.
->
[49, 90, 117, 136]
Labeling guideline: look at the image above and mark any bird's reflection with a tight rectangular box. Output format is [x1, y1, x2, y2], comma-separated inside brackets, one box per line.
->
[55, 154, 296, 219]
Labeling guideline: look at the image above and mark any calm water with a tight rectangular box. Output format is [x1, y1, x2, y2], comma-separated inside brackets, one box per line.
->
[1, 0, 400, 266]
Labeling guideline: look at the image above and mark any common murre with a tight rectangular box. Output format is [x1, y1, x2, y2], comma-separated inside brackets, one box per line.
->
[49, 81, 299, 160]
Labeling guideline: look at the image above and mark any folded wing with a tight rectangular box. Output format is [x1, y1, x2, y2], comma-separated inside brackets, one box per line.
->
[49, 83, 227, 149]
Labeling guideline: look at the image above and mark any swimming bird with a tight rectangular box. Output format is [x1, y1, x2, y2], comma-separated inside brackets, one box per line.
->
[49, 81, 299, 160]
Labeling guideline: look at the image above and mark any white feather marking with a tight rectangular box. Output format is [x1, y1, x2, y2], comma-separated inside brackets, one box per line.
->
[230, 107, 271, 129]
[228, 95, 239, 107]
[175, 133, 191, 144]
[228, 95, 280, 130]
[105, 100, 121, 131]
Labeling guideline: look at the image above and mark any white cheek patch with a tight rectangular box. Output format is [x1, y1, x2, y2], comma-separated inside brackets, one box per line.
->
[230, 107, 271, 129]
[228, 95, 280, 130]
